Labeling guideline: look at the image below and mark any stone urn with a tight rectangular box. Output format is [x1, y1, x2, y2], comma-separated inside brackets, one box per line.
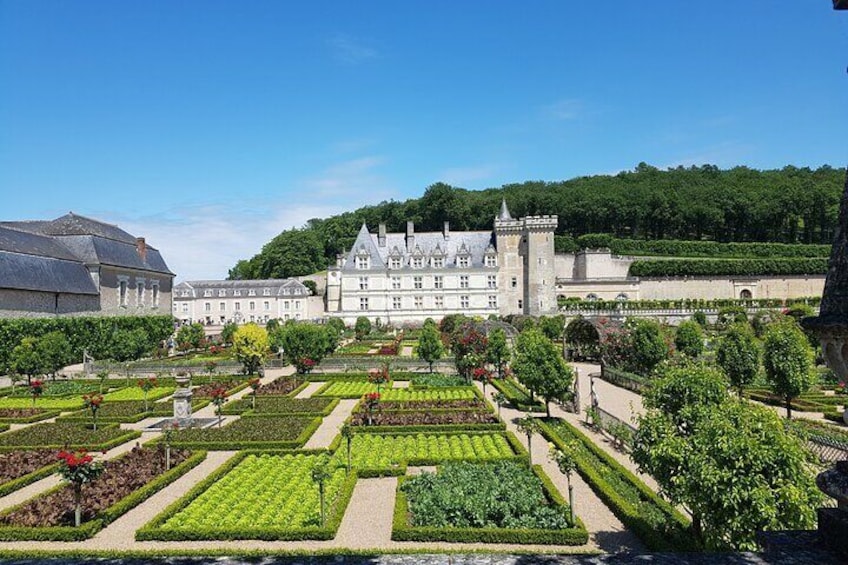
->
[172, 373, 194, 427]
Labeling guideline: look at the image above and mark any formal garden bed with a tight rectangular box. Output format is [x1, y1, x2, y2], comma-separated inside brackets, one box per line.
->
[137, 452, 356, 541]
[304, 372, 420, 382]
[329, 432, 522, 476]
[0, 446, 205, 541]
[0, 422, 140, 451]
[192, 380, 249, 399]
[0, 449, 60, 498]
[57, 399, 209, 424]
[490, 378, 545, 412]
[392, 461, 588, 545]
[410, 374, 468, 388]
[349, 409, 499, 427]
[316, 382, 477, 401]
[538, 418, 698, 551]
[164, 415, 321, 450]
[255, 378, 305, 397]
[0, 408, 61, 424]
[221, 396, 337, 416]
[6, 381, 100, 398]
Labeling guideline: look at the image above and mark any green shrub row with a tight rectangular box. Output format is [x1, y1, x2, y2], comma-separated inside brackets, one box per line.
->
[0, 422, 141, 452]
[164, 416, 322, 451]
[574, 234, 830, 259]
[391, 469, 589, 545]
[0, 315, 174, 374]
[491, 378, 545, 412]
[629, 258, 827, 278]
[538, 419, 698, 552]
[136, 451, 358, 541]
[744, 390, 840, 413]
[0, 451, 206, 541]
[0, 411, 60, 424]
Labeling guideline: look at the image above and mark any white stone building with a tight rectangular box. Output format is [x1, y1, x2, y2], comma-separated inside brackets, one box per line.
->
[172, 279, 320, 326]
[325, 200, 558, 325]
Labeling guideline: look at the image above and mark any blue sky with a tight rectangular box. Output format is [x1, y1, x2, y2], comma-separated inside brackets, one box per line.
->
[1, 1, 846, 280]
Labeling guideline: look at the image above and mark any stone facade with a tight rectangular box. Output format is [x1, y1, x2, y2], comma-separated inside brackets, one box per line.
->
[173, 278, 318, 325]
[0, 213, 174, 318]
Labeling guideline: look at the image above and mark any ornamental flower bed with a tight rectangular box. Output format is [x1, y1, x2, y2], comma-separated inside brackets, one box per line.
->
[317, 382, 477, 401]
[221, 397, 335, 415]
[0, 408, 58, 423]
[255, 378, 303, 397]
[331, 432, 517, 473]
[140, 453, 354, 540]
[0, 422, 140, 450]
[371, 399, 486, 411]
[349, 410, 499, 427]
[0, 446, 191, 529]
[0, 449, 58, 484]
[166, 416, 320, 450]
[192, 381, 245, 398]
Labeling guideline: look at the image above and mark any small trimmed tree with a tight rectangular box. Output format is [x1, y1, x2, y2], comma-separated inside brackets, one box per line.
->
[82, 393, 103, 430]
[340, 423, 353, 472]
[29, 379, 44, 407]
[492, 391, 507, 417]
[763, 321, 816, 419]
[232, 323, 269, 375]
[220, 322, 238, 346]
[674, 320, 704, 358]
[512, 329, 573, 417]
[631, 319, 669, 374]
[137, 376, 157, 412]
[549, 442, 578, 525]
[210, 386, 228, 427]
[311, 458, 332, 526]
[515, 416, 540, 466]
[57, 449, 104, 527]
[354, 316, 372, 341]
[417, 319, 444, 373]
[486, 327, 510, 379]
[273, 323, 330, 374]
[11, 337, 46, 385]
[248, 377, 261, 410]
[716, 323, 761, 397]
[38, 331, 72, 380]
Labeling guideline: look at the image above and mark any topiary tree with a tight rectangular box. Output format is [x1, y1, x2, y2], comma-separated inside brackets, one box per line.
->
[38, 331, 72, 380]
[538, 315, 565, 341]
[716, 323, 761, 397]
[549, 442, 578, 525]
[57, 449, 104, 528]
[451, 322, 488, 381]
[763, 320, 816, 419]
[354, 316, 372, 341]
[486, 327, 510, 379]
[272, 322, 330, 374]
[11, 337, 47, 385]
[674, 320, 704, 358]
[82, 393, 103, 430]
[311, 458, 332, 526]
[515, 416, 540, 466]
[417, 319, 444, 373]
[512, 328, 573, 417]
[630, 319, 669, 375]
[340, 423, 353, 472]
[491, 391, 507, 417]
[232, 323, 269, 375]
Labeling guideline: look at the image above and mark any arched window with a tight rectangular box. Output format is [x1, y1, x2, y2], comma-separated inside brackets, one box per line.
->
[740, 289, 752, 299]
[586, 293, 599, 302]
[616, 293, 629, 302]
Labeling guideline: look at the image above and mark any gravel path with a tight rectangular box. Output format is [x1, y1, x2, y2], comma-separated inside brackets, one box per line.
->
[296, 382, 326, 398]
[334, 477, 397, 547]
[303, 399, 357, 449]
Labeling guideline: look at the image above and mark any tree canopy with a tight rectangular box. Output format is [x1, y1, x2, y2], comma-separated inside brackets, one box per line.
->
[228, 165, 845, 279]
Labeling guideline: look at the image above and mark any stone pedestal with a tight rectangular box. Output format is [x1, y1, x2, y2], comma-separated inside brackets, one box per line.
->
[172, 374, 193, 427]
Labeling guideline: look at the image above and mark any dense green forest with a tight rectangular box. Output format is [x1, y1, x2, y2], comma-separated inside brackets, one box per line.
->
[228, 164, 846, 280]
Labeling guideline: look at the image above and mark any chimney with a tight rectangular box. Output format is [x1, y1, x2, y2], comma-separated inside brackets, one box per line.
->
[406, 221, 415, 251]
[443, 221, 450, 240]
[136, 237, 147, 261]
[378, 223, 387, 247]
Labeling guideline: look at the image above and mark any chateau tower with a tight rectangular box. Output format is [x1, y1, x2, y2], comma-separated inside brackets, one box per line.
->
[494, 198, 558, 316]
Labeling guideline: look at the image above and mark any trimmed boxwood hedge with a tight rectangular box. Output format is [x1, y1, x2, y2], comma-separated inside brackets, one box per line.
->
[163, 415, 322, 451]
[538, 418, 699, 552]
[349, 423, 507, 434]
[491, 378, 545, 412]
[0, 461, 60, 499]
[0, 410, 61, 424]
[391, 464, 589, 545]
[629, 258, 827, 278]
[0, 450, 206, 541]
[576, 235, 830, 259]
[0, 422, 140, 452]
[136, 451, 358, 541]
[221, 396, 338, 416]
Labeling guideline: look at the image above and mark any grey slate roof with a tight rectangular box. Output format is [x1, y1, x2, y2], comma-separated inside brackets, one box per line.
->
[343, 224, 496, 271]
[0, 226, 80, 262]
[175, 278, 308, 298]
[0, 251, 98, 295]
[41, 213, 138, 244]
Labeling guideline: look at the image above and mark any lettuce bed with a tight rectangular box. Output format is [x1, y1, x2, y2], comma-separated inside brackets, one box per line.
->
[330, 432, 521, 475]
[221, 396, 337, 416]
[137, 452, 356, 541]
[316, 382, 477, 401]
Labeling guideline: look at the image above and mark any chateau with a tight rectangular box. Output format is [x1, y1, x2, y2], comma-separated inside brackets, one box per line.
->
[0, 213, 174, 318]
[324, 199, 825, 325]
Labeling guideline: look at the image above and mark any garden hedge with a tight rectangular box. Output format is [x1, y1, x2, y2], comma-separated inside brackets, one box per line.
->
[0, 450, 206, 541]
[0, 462, 60, 499]
[538, 419, 698, 552]
[391, 465, 589, 545]
[163, 416, 322, 451]
[491, 378, 545, 412]
[559, 296, 820, 312]
[221, 396, 338, 416]
[0, 422, 140, 452]
[574, 234, 830, 259]
[0, 410, 61, 424]
[629, 258, 827, 278]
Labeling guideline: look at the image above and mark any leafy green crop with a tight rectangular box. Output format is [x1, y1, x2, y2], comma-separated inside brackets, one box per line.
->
[0, 422, 138, 449]
[332, 433, 515, 471]
[402, 461, 570, 529]
[102, 386, 174, 402]
[317, 381, 476, 401]
[161, 453, 347, 531]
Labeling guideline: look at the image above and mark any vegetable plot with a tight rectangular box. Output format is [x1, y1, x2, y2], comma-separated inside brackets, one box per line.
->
[317, 382, 477, 401]
[154, 453, 350, 539]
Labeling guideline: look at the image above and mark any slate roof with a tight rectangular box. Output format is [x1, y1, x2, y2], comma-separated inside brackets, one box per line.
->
[0, 213, 174, 296]
[343, 223, 496, 271]
[174, 278, 308, 298]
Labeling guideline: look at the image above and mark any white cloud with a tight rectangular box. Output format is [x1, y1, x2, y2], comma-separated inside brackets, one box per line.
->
[327, 34, 379, 65]
[544, 99, 583, 121]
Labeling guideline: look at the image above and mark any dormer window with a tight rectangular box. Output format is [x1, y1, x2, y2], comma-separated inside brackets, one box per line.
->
[432, 257, 444, 268]
[390, 257, 401, 269]
[263, 288, 271, 296]
[203, 289, 212, 297]
[355, 255, 370, 269]
[412, 257, 423, 269]
[218, 289, 226, 297]
[485, 255, 497, 268]
[458, 256, 470, 268]
[234, 290, 241, 297]
[248, 289, 256, 296]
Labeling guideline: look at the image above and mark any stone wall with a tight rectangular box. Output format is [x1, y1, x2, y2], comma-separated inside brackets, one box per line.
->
[0, 289, 100, 318]
[638, 275, 824, 301]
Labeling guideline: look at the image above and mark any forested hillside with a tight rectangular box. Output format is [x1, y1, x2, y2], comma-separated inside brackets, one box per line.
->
[228, 164, 845, 280]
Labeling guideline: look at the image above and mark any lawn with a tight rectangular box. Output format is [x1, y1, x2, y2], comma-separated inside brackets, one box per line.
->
[139, 452, 354, 540]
